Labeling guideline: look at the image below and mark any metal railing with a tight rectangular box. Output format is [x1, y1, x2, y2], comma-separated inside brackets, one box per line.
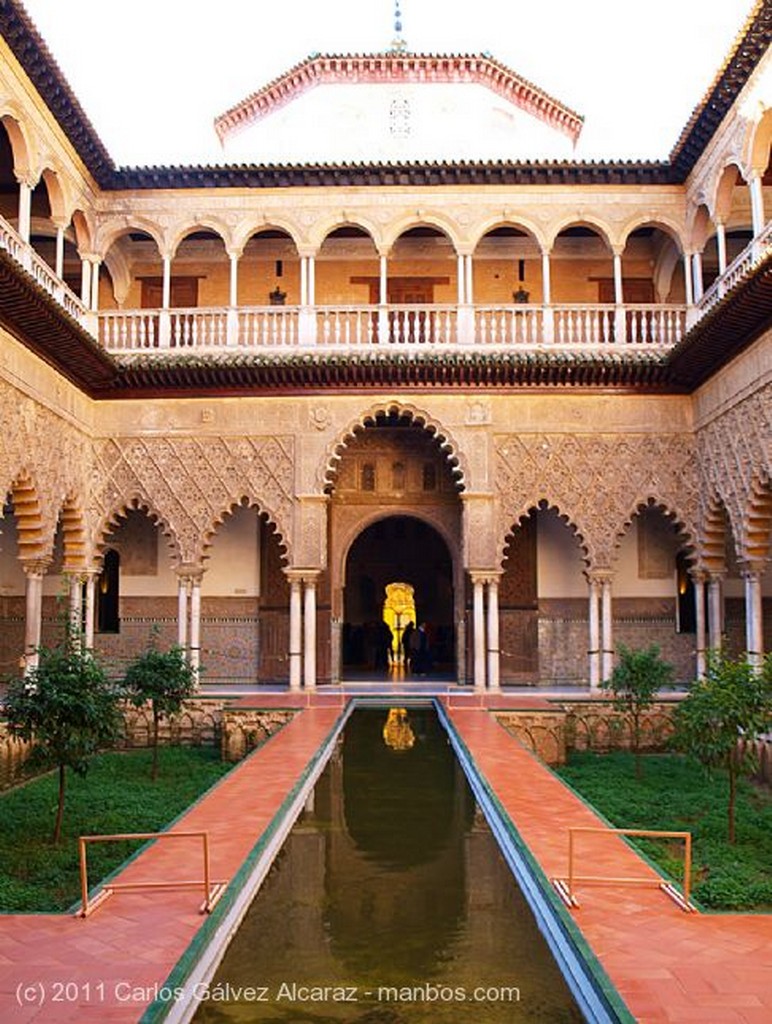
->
[77, 830, 227, 918]
[552, 825, 695, 913]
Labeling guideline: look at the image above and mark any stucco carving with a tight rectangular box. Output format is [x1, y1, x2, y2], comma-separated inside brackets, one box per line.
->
[495, 432, 699, 569]
[90, 435, 295, 565]
[696, 382, 772, 562]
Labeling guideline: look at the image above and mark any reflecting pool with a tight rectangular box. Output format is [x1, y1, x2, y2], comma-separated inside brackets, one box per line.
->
[192, 708, 583, 1022]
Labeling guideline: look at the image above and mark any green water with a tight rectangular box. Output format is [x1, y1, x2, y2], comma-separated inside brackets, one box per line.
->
[192, 709, 583, 1023]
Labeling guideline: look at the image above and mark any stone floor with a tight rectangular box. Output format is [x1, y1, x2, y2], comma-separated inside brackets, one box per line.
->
[0, 690, 768, 1023]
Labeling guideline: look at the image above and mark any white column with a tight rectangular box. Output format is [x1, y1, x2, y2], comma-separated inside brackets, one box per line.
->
[162, 254, 172, 308]
[22, 561, 46, 673]
[587, 575, 601, 691]
[600, 574, 614, 682]
[229, 252, 239, 306]
[541, 251, 552, 303]
[304, 575, 318, 690]
[613, 252, 623, 303]
[307, 256, 316, 306]
[189, 576, 202, 685]
[683, 253, 694, 305]
[456, 254, 465, 304]
[465, 254, 473, 305]
[742, 569, 764, 670]
[691, 570, 707, 679]
[80, 257, 91, 307]
[300, 256, 309, 306]
[55, 224, 65, 279]
[716, 223, 727, 276]
[692, 251, 704, 303]
[90, 259, 101, 311]
[749, 173, 765, 237]
[379, 254, 388, 305]
[707, 573, 723, 650]
[472, 574, 486, 692]
[84, 572, 96, 649]
[486, 576, 500, 692]
[67, 573, 83, 636]
[17, 179, 32, 243]
[288, 574, 302, 691]
[177, 574, 190, 650]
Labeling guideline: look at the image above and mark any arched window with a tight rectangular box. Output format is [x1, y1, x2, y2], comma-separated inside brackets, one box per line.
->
[361, 462, 376, 491]
[392, 461, 406, 491]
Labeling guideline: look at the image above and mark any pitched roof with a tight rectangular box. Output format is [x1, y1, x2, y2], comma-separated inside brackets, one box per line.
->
[670, 0, 772, 177]
[214, 52, 584, 146]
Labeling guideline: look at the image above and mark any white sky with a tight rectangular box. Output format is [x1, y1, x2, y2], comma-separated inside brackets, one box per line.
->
[20, 0, 758, 166]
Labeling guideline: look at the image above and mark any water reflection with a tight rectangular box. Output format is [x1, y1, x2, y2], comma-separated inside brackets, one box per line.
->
[193, 709, 583, 1023]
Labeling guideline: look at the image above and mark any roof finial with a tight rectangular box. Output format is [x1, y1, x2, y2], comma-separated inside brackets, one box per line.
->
[390, 0, 408, 52]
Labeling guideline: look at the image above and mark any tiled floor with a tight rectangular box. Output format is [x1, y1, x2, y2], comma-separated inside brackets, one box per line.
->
[0, 692, 769, 1023]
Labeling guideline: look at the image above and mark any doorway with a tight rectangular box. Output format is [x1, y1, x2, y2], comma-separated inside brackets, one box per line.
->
[342, 516, 455, 678]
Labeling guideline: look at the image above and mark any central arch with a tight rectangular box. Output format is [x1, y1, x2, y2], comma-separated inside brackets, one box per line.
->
[342, 515, 456, 679]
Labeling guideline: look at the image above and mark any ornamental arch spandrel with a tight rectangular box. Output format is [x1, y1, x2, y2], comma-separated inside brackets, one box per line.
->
[495, 431, 699, 571]
[89, 434, 296, 570]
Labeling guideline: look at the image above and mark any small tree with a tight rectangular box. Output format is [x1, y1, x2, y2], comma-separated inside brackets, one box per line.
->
[673, 651, 772, 843]
[4, 634, 123, 843]
[602, 644, 674, 778]
[124, 637, 196, 781]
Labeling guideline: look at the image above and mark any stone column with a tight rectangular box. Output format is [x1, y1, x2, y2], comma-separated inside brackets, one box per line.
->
[692, 251, 704, 303]
[55, 223, 66, 280]
[89, 259, 101, 311]
[456, 253, 465, 304]
[742, 568, 764, 670]
[84, 571, 97, 649]
[471, 573, 486, 692]
[162, 254, 172, 308]
[716, 222, 727, 276]
[749, 173, 765, 238]
[22, 560, 48, 673]
[16, 177, 32, 244]
[189, 574, 202, 685]
[67, 572, 83, 637]
[541, 250, 553, 343]
[379, 254, 388, 305]
[303, 574, 318, 690]
[300, 256, 309, 305]
[287, 572, 303, 691]
[486, 574, 501, 692]
[707, 572, 724, 650]
[599, 573, 614, 682]
[587, 574, 601, 691]
[465, 254, 473, 305]
[690, 569, 707, 679]
[683, 253, 694, 305]
[307, 256, 316, 306]
[80, 257, 91, 307]
[176, 572, 191, 651]
[229, 252, 239, 306]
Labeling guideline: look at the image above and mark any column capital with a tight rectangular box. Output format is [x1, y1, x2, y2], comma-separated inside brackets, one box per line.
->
[585, 568, 613, 585]
[176, 563, 203, 584]
[13, 170, 36, 189]
[21, 558, 51, 578]
[688, 567, 709, 585]
[468, 568, 501, 585]
[738, 562, 764, 582]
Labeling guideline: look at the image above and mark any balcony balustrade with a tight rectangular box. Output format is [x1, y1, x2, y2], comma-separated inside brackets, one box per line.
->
[1, 210, 768, 359]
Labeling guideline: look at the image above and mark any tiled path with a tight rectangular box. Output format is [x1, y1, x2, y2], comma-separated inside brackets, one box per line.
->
[0, 694, 769, 1023]
[0, 704, 344, 1022]
[443, 702, 772, 1024]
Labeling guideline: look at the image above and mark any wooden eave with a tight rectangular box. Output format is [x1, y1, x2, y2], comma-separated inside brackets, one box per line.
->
[664, 253, 772, 389]
[0, 249, 117, 393]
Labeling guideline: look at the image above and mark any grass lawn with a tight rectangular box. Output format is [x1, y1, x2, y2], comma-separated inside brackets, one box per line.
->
[555, 751, 772, 911]
[0, 746, 233, 912]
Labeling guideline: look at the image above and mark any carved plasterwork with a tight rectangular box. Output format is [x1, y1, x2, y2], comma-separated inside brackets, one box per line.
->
[495, 432, 699, 569]
[90, 435, 295, 566]
[696, 382, 772, 564]
[0, 380, 91, 562]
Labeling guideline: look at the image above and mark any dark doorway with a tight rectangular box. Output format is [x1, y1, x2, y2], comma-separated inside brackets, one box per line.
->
[342, 516, 454, 677]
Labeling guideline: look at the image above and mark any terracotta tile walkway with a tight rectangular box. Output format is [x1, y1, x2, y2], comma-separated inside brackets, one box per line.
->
[0, 705, 343, 1022]
[443, 702, 772, 1024]
[0, 694, 769, 1023]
